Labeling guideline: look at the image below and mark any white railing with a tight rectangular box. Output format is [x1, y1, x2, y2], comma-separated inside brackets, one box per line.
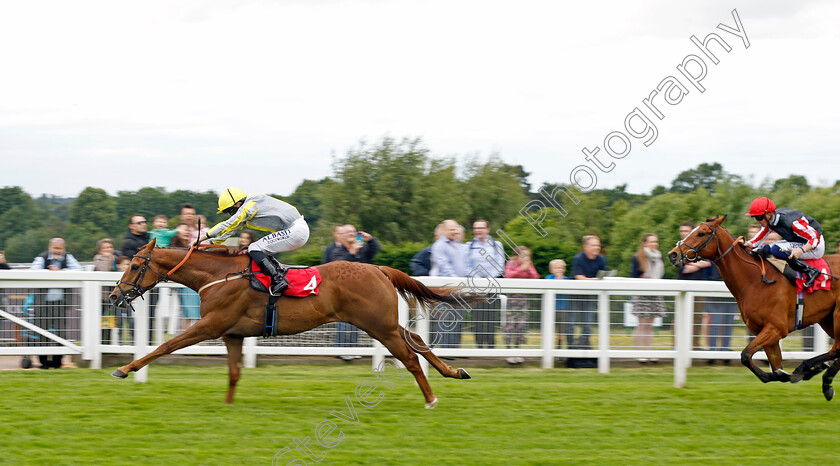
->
[0, 270, 828, 387]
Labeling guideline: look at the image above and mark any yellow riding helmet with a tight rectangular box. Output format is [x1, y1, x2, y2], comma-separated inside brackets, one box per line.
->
[217, 187, 247, 214]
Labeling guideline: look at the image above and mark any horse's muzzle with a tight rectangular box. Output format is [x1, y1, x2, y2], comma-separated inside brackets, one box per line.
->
[667, 251, 682, 267]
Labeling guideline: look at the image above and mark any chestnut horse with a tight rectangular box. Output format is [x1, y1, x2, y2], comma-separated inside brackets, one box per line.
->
[108, 239, 471, 408]
[668, 215, 840, 400]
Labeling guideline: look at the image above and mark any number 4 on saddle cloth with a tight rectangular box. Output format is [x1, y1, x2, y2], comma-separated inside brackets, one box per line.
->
[250, 259, 322, 297]
[249, 258, 322, 337]
[764, 257, 833, 294]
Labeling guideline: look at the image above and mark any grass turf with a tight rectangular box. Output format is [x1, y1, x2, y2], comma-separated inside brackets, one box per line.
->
[0, 363, 835, 465]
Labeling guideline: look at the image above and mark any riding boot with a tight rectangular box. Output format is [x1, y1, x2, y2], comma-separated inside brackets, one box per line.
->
[787, 257, 821, 290]
[257, 256, 289, 296]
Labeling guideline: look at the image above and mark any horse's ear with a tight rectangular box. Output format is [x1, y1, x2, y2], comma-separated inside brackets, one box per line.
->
[705, 217, 717, 222]
[720, 214, 728, 223]
[149, 237, 157, 248]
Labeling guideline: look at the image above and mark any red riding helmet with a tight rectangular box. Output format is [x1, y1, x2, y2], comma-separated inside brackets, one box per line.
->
[746, 197, 776, 216]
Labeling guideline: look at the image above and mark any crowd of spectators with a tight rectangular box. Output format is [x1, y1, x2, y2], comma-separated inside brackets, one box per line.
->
[0, 203, 242, 369]
[3, 211, 824, 368]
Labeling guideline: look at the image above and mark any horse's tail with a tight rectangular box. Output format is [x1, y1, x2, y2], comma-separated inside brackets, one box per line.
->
[376, 266, 460, 312]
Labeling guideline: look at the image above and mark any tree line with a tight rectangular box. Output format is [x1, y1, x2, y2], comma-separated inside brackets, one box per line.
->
[2, 137, 837, 278]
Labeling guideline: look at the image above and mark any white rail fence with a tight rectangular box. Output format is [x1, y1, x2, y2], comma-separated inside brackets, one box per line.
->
[0, 270, 828, 387]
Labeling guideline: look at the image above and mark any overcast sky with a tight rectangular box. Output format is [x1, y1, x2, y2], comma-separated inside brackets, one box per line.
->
[2, 0, 838, 198]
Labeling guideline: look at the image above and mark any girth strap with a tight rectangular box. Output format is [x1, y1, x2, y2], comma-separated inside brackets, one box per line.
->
[264, 295, 280, 338]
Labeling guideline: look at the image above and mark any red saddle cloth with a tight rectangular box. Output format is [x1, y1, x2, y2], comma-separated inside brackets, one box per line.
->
[251, 261, 322, 297]
[796, 258, 832, 294]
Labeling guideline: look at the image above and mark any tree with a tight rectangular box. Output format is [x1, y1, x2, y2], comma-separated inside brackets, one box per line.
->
[70, 187, 118, 234]
[670, 163, 739, 193]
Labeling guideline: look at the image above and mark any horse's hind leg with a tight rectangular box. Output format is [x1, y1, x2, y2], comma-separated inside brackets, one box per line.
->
[821, 358, 840, 401]
[401, 327, 471, 380]
[223, 335, 244, 404]
[377, 331, 439, 408]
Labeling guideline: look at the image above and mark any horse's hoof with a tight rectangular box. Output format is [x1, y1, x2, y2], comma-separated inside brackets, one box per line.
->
[111, 369, 128, 379]
[424, 397, 438, 409]
[824, 386, 834, 401]
[774, 369, 791, 383]
[458, 368, 471, 380]
[790, 369, 805, 384]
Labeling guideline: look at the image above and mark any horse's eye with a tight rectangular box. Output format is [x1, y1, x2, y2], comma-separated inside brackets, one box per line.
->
[131, 265, 139, 271]
[697, 232, 705, 237]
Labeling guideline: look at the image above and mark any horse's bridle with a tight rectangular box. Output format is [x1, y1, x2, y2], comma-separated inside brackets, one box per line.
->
[674, 222, 739, 265]
[112, 245, 196, 309]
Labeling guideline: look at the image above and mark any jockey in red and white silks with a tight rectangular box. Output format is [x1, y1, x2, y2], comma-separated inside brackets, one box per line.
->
[743, 197, 824, 288]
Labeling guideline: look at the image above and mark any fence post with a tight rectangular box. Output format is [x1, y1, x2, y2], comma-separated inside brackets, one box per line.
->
[673, 291, 693, 388]
[243, 336, 258, 368]
[597, 291, 610, 374]
[541, 290, 555, 369]
[81, 281, 102, 369]
[134, 298, 149, 383]
[416, 301, 430, 377]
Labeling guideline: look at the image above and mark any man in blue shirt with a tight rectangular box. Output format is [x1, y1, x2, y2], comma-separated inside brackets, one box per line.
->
[430, 219, 467, 352]
[570, 235, 608, 349]
[465, 220, 504, 349]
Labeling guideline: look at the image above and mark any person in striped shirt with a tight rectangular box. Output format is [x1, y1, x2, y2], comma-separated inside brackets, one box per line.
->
[742, 197, 824, 289]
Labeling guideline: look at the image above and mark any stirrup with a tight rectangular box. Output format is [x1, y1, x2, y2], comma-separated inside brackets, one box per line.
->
[803, 269, 820, 290]
[269, 277, 289, 296]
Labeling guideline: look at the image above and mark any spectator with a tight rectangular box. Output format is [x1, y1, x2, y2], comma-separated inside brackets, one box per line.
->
[504, 245, 539, 364]
[678, 221, 711, 350]
[171, 223, 202, 331]
[29, 238, 82, 369]
[431, 220, 467, 353]
[93, 238, 118, 343]
[545, 259, 570, 350]
[179, 204, 208, 245]
[466, 220, 505, 349]
[93, 238, 118, 272]
[117, 256, 131, 272]
[410, 223, 444, 276]
[237, 230, 256, 254]
[121, 214, 156, 342]
[0, 247, 11, 270]
[630, 233, 667, 362]
[322, 225, 345, 264]
[121, 214, 150, 257]
[323, 224, 381, 360]
[570, 235, 608, 350]
[431, 220, 466, 278]
[114, 256, 134, 344]
[149, 215, 178, 247]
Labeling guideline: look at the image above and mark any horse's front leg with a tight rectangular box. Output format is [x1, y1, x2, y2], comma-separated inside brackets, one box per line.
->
[223, 335, 244, 404]
[741, 326, 784, 383]
[112, 313, 229, 378]
[763, 342, 791, 382]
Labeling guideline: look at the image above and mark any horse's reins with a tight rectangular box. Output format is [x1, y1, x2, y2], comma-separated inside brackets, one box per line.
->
[675, 222, 776, 284]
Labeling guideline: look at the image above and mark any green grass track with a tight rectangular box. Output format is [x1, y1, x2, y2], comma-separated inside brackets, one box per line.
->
[0, 363, 834, 465]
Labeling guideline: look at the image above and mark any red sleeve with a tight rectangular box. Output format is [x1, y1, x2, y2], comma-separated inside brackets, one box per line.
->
[792, 217, 819, 248]
[749, 226, 768, 244]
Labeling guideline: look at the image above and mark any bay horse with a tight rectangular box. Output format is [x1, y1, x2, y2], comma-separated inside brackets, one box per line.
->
[108, 239, 471, 408]
[668, 215, 840, 400]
